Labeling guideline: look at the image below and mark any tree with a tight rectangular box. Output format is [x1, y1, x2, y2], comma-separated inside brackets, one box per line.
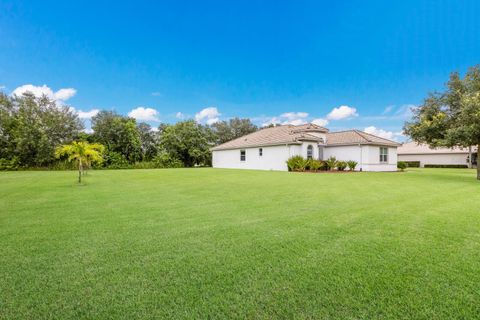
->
[55, 141, 105, 183]
[0, 92, 82, 167]
[404, 65, 480, 179]
[159, 120, 215, 167]
[211, 118, 258, 144]
[91, 111, 142, 163]
[137, 122, 159, 161]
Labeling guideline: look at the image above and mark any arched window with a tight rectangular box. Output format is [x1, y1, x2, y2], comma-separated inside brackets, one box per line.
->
[307, 145, 313, 159]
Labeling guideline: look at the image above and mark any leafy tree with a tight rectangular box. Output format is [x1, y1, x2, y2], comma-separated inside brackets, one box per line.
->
[159, 120, 215, 167]
[212, 118, 258, 144]
[91, 111, 142, 163]
[404, 65, 480, 179]
[55, 141, 105, 183]
[137, 122, 159, 161]
[0, 92, 82, 167]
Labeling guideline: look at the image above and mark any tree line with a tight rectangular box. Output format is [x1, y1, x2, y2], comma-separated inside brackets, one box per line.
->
[0, 92, 257, 170]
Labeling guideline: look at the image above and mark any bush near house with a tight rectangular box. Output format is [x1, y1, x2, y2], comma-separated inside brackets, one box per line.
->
[308, 159, 322, 172]
[347, 160, 358, 171]
[337, 161, 347, 171]
[325, 157, 338, 171]
[397, 161, 407, 171]
[286, 156, 307, 171]
[424, 164, 469, 168]
[404, 161, 420, 168]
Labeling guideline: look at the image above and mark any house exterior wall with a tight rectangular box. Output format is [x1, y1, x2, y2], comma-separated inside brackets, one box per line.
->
[324, 145, 398, 171]
[398, 153, 469, 167]
[212, 144, 398, 172]
[212, 145, 292, 171]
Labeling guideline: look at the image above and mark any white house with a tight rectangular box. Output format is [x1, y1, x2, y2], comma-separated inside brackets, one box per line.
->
[398, 142, 477, 168]
[211, 123, 400, 171]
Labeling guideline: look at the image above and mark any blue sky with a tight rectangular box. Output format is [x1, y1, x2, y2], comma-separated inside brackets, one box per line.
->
[1, 0, 479, 140]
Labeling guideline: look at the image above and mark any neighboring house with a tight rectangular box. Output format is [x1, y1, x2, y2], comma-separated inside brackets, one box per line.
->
[211, 123, 400, 171]
[398, 142, 478, 168]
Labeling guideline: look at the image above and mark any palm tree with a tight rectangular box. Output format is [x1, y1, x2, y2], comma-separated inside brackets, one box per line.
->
[55, 141, 105, 183]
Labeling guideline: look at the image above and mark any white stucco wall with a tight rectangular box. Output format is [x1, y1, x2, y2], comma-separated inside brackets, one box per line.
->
[398, 153, 469, 167]
[212, 145, 291, 171]
[324, 145, 398, 171]
[213, 143, 398, 172]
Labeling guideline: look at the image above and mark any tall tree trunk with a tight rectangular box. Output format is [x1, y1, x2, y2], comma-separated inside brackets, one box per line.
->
[477, 145, 480, 180]
[78, 159, 82, 183]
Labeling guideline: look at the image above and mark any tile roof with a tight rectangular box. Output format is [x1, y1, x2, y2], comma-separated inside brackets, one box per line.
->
[211, 124, 327, 151]
[211, 124, 401, 151]
[398, 141, 477, 154]
[325, 130, 401, 147]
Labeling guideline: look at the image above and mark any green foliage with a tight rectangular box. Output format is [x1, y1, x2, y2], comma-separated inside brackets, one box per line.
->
[336, 161, 347, 171]
[153, 152, 184, 168]
[397, 161, 407, 171]
[308, 159, 322, 171]
[347, 160, 358, 171]
[159, 120, 215, 167]
[404, 65, 480, 179]
[0, 92, 82, 167]
[325, 156, 338, 170]
[92, 111, 142, 163]
[404, 161, 420, 168]
[212, 118, 258, 144]
[0, 157, 19, 170]
[55, 141, 105, 182]
[424, 164, 469, 168]
[137, 123, 159, 161]
[103, 151, 130, 169]
[286, 155, 307, 171]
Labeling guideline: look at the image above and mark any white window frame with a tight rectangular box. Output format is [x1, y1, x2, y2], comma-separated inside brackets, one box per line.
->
[379, 147, 388, 163]
[240, 150, 246, 161]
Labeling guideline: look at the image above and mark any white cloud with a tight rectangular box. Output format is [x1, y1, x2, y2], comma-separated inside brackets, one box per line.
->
[364, 126, 404, 141]
[128, 107, 160, 122]
[261, 111, 310, 126]
[83, 128, 94, 134]
[195, 107, 220, 125]
[11, 84, 77, 103]
[175, 112, 185, 119]
[327, 105, 358, 120]
[311, 118, 329, 126]
[0, 85, 6, 90]
[151, 92, 162, 96]
[382, 105, 394, 115]
[77, 109, 100, 119]
[54, 88, 77, 101]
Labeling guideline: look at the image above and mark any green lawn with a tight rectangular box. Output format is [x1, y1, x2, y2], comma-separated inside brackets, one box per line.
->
[1, 168, 479, 319]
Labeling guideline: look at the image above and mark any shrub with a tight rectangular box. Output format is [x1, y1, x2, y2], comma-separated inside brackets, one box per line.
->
[319, 160, 328, 171]
[0, 157, 20, 171]
[424, 164, 468, 168]
[404, 161, 420, 168]
[325, 157, 337, 171]
[347, 160, 358, 171]
[397, 161, 407, 171]
[153, 152, 184, 168]
[337, 161, 347, 171]
[286, 156, 307, 171]
[103, 151, 130, 169]
[309, 159, 322, 171]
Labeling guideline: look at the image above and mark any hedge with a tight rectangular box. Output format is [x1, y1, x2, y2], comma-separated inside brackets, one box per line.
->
[424, 164, 469, 168]
[404, 161, 420, 168]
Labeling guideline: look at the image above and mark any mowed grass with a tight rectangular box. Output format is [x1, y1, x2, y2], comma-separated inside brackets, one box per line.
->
[1, 168, 479, 319]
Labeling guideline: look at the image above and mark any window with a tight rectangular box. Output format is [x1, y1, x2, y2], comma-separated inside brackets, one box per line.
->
[240, 150, 246, 161]
[259, 148, 263, 156]
[380, 147, 388, 163]
[307, 145, 313, 159]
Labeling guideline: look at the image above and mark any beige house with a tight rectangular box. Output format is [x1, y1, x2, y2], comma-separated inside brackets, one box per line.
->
[211, 123, 400, 171]
[397, 142, 477, 168]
